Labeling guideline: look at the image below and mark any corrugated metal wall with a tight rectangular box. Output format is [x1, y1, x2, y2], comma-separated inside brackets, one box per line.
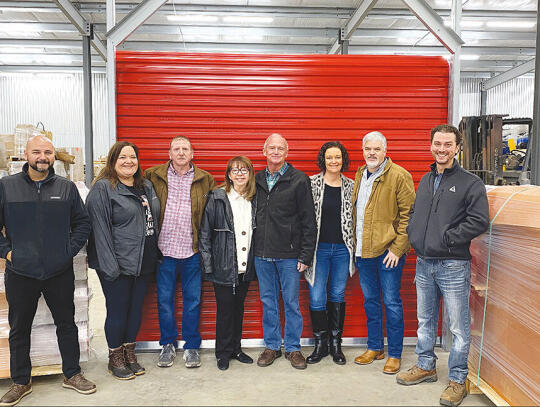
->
[115, 51, 448, 342]
[0, 72, 109, 158]
[461, 76, 535, 118]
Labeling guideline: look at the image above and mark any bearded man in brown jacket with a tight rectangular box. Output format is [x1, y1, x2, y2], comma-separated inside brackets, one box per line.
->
[351, 131, 415, 375]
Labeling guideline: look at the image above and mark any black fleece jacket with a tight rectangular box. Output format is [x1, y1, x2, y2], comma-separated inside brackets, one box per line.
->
[0, 164, 90, 279]
[253, 163, 317, 266]
[407, 160, 489, 260]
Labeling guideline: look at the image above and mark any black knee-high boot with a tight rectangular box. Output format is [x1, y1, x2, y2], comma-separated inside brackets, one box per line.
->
[328, 301, 346, 365]
[306, 309, 329, 364]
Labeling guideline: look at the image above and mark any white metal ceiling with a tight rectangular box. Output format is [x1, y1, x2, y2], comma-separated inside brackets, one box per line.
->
[0, 0, 537, 75]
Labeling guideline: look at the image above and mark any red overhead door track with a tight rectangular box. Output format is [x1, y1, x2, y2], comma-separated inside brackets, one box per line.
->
[115, 52, 448, 342]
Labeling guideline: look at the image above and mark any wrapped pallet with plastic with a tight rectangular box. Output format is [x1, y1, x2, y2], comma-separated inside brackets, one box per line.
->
[469, 185, 540, 406]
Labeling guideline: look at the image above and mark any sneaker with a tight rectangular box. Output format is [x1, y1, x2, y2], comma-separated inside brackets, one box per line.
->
[396, 365, 437, 386]
[157, 343, 176, 367]
[62, 373, 97, 394]
[440, 381, 467, 407]
[0, 382, 32, 407]
[183, 349, 201, 368]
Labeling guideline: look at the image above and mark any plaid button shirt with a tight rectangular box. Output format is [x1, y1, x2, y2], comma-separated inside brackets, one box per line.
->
[158, 164, 195, 259]
[265, 162, 289, 191]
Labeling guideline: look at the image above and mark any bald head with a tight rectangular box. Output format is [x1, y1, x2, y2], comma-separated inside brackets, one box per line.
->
[25, 135, 55, 175]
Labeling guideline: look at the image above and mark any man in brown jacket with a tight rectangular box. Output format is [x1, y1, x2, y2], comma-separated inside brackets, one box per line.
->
[145, 136, 216, 369]
[352, 131, 415, 375]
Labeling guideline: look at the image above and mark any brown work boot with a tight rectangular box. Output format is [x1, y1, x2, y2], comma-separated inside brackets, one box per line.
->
[256, 348, 282, 367]
[0, 382, 32, 407]
[123, 342, 145, 376]
[440, 381, 466, 407]
[354, 349, 385, 365]
[62, 373, 97, 394]
[396, 365, 437, 385]
[383, 357, 401, 374]
[108, 346, 135, 380]
[285, 351, 307, 370]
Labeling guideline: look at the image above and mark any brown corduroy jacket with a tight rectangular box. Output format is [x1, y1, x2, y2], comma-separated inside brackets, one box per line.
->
[352, 158, 416, 259]
[145, 161, 216, 253]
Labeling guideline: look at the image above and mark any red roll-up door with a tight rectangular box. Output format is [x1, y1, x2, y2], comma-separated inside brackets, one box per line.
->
[115, 52, 448, 342]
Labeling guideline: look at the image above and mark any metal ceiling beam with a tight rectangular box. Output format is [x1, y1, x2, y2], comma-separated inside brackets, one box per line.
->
[401, 0, 464, 54]
[481, 58, 536, 90]
[0, 22, 535, 42]
[0, 65, 106, 72]
[2, 39, 535, 57]
[106, 0, 167, 46]
[52, 0, 106, 61]
[329, 0, 378, 54]
[0, 2, 536, 19]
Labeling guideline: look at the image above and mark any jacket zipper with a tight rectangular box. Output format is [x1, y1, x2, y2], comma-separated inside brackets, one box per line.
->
[421, 173, 437, 256]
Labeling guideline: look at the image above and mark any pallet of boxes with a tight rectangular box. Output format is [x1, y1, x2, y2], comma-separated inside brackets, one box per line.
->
[0, 124, 92, 380]
[467, 185, 540, 406]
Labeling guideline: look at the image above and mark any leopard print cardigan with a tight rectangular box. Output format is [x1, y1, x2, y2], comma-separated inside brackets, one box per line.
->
[304, 172, 355, 286]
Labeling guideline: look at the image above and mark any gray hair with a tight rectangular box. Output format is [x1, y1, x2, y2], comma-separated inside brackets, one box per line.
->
[362, 131, 387, 150]
[263, 133, 289, 151]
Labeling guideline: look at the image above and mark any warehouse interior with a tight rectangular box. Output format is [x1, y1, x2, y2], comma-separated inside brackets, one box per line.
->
[1, 0, 539, 406]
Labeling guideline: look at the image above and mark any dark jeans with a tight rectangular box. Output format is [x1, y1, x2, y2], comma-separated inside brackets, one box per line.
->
[4, 269, 80, 385]
[97, 272, 152, 349]
[213, 276, 250, 360]
[157, 254, 202, 349]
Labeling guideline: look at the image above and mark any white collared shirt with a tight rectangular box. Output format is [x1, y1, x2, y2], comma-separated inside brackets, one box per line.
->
[227, 188, 252, 273]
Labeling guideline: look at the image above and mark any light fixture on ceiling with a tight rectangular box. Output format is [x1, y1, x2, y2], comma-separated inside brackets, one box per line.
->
[222, 16, 274, 24]
[460, 55, 480, 61]
[443, 19, 484, 29]
[167, 14, 219, 23]
[486, 20, 536, 29]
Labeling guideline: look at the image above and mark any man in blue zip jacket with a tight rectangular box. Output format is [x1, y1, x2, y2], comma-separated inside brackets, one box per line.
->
[396, 125, 489, 407]
[0, 136, 95, 407]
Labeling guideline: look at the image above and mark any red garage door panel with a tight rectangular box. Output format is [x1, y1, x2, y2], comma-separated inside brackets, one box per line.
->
[115, 52, 448, 341]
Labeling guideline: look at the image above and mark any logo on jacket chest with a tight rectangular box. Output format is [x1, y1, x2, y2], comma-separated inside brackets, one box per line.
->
[449, 186, 456, 193]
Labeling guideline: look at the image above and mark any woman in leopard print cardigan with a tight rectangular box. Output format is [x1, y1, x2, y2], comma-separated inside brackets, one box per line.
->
[305, 141, 355, 366]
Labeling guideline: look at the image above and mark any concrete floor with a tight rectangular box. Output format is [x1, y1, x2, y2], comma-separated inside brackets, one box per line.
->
[0, 272, 494, 406]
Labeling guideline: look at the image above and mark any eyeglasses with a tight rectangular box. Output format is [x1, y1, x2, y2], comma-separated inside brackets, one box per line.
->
[230, 168, 249, 175]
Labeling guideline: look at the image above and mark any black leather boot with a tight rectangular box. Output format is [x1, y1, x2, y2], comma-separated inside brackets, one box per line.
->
[108, 346, 135, 380]
[328, 301, 346, 365]
[306, 309, 329, 364]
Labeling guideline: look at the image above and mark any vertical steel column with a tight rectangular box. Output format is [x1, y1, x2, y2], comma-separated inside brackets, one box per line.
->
[531, 3, 540, 185]
[82, 24, 94, 186]
[446, 0, 461, 127]
[106, 0, 117, 147]
[480, 89, 487, 116]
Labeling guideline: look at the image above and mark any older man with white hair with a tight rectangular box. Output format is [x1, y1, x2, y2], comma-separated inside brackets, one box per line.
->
[253, 133, 317, 370]
[352, 131, 415, 375]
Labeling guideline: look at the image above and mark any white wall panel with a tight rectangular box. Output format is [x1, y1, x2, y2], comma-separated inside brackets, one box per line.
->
[460, 76, 534, 119]
[0, 72, 109, 159]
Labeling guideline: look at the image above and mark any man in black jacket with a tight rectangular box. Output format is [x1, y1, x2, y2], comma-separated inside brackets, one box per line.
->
[397, 125, 489, 407]
[0, 136, 95, 406]
[253, 133, 317, 370]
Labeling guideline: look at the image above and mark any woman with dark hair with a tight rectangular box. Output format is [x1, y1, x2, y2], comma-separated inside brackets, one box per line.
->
[199, 156, 257, 371]
[86, 141, 160, 380]
[305, 141, 355, 365]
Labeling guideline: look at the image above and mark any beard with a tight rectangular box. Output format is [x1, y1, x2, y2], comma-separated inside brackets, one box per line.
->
[29, 160, 52, 173]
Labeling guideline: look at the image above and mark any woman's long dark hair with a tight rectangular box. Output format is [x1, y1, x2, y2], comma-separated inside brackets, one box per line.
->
[93, 141, 145, 189]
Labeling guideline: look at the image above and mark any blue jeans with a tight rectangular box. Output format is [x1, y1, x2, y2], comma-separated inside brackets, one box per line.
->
[254, 257, 302, 352]
[309, 243, 350, 310]
[355, 251, 405, 359]
[157, 254, 202, 349]
[415, 257, 471, 384]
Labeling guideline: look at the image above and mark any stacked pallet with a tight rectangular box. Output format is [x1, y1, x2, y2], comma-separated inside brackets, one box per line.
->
[469, 185, 540, 406]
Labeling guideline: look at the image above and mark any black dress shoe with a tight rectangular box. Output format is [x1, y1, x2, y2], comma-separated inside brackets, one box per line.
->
[233, 352, 253, 364]
[217, 359, 229, 370]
